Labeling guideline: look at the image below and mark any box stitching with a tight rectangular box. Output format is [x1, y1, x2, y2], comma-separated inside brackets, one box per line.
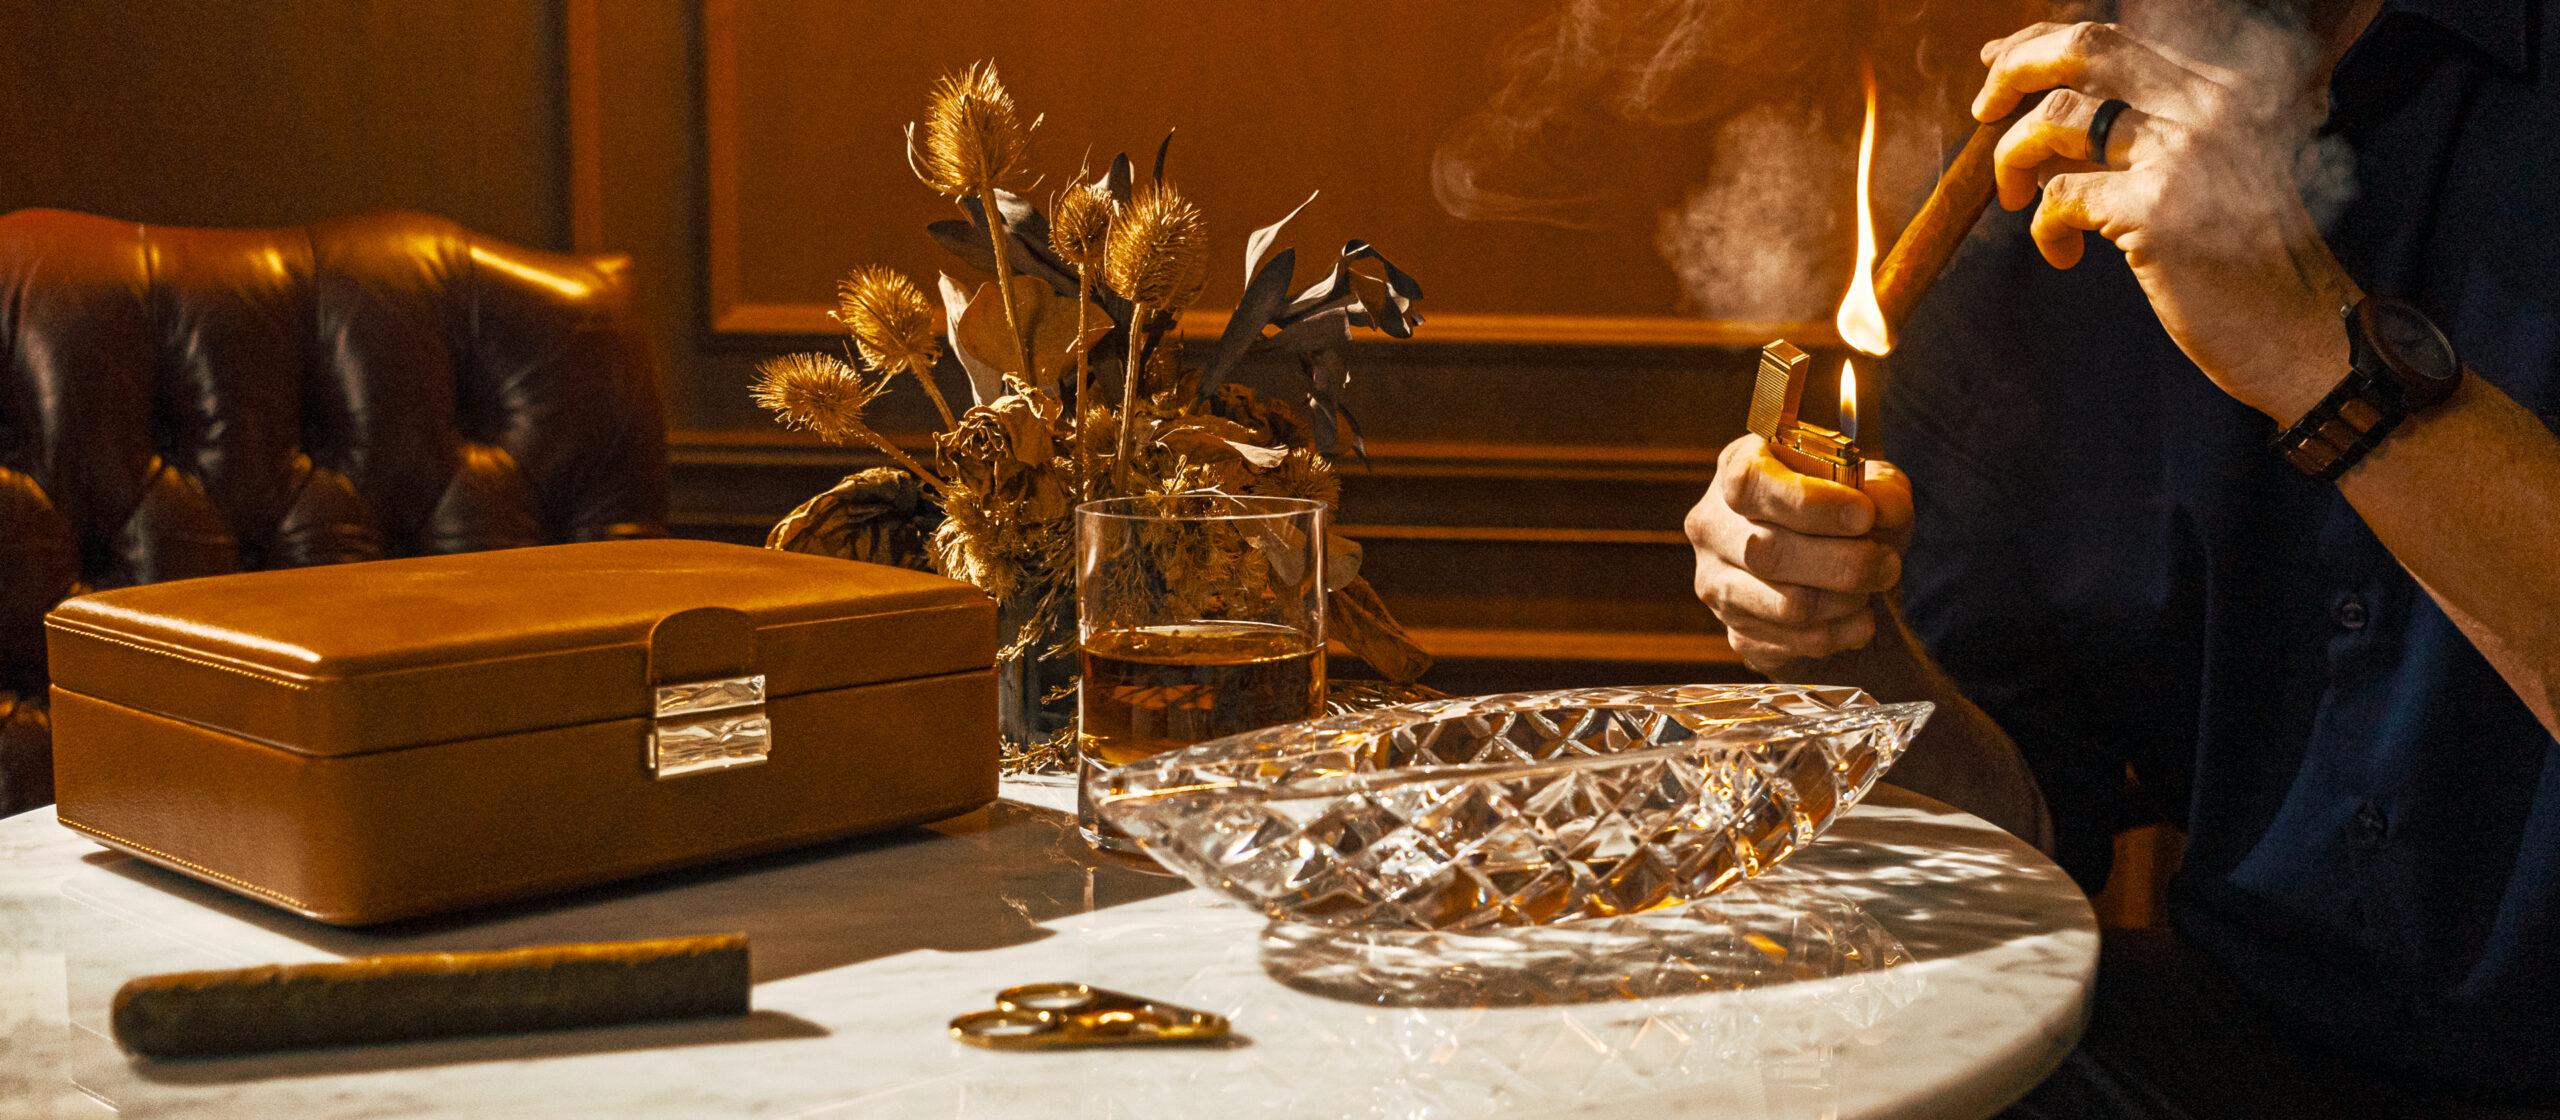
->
[56, 816, 316, 911]
[47, 624, 312, 690]
[50, 664, 995, 761]
[47, 601, 989, 686]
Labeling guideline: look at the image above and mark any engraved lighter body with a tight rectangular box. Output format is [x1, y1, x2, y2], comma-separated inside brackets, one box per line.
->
[1749, 340, 1864, 489]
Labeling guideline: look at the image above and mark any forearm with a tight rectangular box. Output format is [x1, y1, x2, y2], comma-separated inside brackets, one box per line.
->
[2332, 373, 2560, 737]
[1788, 597, 2056, 851]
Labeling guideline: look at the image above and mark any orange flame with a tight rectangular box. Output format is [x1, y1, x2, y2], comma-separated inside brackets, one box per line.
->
[1840, 359, 1859, 441]
[1835, 60, 1890, 357]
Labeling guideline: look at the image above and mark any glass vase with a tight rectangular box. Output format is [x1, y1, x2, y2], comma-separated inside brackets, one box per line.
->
[995, 588, 1078, 777]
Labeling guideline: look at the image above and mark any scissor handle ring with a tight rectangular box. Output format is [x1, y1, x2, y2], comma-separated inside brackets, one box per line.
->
[995, 982, 1098, 1012]
[948, 1007, 1060, 1047]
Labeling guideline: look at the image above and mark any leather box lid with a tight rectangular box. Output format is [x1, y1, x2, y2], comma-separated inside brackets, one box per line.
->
[44, 539, 994, 757]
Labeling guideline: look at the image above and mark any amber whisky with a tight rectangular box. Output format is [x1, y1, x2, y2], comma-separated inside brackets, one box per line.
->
[1078, 620, 1324, 767]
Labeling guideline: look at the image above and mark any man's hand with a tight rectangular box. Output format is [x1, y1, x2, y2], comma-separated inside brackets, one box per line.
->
[1978, 20, 2355, 424]
[1686, 434, 1913, 674]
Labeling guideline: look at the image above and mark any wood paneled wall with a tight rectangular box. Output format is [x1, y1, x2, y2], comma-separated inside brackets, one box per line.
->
[574, 0, 2028, 693]
[3, 0, 2030, 695]
[0, 0, 565, 250]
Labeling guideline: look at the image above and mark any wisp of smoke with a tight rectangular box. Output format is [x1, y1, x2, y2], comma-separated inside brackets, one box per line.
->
[1436, 0, 2358, 321]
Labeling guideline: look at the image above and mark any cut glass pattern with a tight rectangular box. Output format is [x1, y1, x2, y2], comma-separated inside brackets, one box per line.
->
[1092, 683, 1931, 930]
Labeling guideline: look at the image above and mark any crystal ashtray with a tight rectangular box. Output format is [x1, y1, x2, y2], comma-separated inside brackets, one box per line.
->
[1091, 683, 1931, 930]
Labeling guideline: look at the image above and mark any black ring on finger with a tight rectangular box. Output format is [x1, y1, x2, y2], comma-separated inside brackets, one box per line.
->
[2086, 98, 2130, 166]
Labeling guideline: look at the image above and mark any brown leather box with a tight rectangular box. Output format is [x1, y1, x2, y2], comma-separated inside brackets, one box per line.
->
[44, 539, 996, 925]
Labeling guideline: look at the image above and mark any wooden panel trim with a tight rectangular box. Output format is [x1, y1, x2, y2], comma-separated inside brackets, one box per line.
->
[1340, 524, 1687, 548]
[564, 0, 605, 254]
[1405, 626, 1740, 666]
[702, 0, 749, 336]
[667, 428, 1717, 481]
[710, 299, 1836, 350]
[666, 504, 1682, 552]
[689, 5, 1835, 350]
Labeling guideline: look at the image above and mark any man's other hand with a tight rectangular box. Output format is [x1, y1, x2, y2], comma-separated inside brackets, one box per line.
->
[1686, 434, 1913, 675]
[1976, 20, 2355, 424]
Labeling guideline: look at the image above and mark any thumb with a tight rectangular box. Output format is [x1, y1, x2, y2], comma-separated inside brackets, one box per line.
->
[1862, 459, 1916, 544]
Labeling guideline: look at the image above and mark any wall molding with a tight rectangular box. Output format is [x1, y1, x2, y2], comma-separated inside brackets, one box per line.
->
[564, 0, 606, 254]
[689, 1, 1835, 351]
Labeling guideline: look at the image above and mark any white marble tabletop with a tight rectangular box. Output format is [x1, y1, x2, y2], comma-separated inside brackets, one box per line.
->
[0, 781, 2094, 1120]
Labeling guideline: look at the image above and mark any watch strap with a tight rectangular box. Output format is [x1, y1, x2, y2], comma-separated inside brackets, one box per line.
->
[2272, 372, 2405, 482]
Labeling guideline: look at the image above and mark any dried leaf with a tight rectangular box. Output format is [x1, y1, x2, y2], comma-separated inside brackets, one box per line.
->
[1105, 152, 1133, 204]
[1303, 350, 1365, 459]
[1323, 531, 1363, 590]
[766, 468, 929, 570]
[961, 191, 1079, 292]
[1246, 191, 1319, 284]
[1345, 262, 1413, 340]
[1251, 518, 1311, 587]
[958, 275, 1106, 389]
[1223, 439, 1290, 469]
[1277, 240, 1424, 329]
[1198, 246, 1296, 398]
[1150, 415, 1265, 465]
[1330, 576, 1432, 683]
[1261, 305, 1353, 354]
[1152, 128, 1176, 183]
[928, 202, 1079, 299]
[937, 273, 1004, 405]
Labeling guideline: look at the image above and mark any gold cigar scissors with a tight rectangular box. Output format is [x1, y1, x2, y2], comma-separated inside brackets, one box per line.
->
[948, 982, 1232, 1050]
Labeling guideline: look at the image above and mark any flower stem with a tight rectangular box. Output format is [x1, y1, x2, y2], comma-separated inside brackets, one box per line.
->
[909, 362, 959, 430]
[851, 425, 948, 492]
[1071, 265, 1093, 501]
[1116, 304, 1151, 492]
[975, 184, 1038, 382]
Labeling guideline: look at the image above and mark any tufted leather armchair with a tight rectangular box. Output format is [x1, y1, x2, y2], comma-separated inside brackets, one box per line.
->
[0, 209, 670, 816]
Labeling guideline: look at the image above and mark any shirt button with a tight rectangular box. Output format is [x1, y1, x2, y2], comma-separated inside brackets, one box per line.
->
[2334, 597, 2369, 630]
[2350, 801, 2388, 849]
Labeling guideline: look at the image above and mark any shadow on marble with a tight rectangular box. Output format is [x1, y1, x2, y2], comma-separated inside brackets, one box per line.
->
[1251, 785, 2081, 1020]
[1781, 815, 2093, 962]
[1259, 875, 1913, 1009]
[72, 799, 1184, 983]
[128, 1008, 828, 1084]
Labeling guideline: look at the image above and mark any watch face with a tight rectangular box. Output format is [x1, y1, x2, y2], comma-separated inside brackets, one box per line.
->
[2359, 297, 2461, 411]
[2369, 299, 2459, 382]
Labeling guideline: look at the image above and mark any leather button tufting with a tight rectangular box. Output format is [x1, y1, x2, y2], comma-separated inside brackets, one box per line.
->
[0, 206, 673, 813]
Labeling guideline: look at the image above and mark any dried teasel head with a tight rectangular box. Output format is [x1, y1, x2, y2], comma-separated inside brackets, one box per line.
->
[910, 60, 1036, 198]
[751, 352, 888, 445]
[834, 266, 941, 376]
[1259, 449, 1341, 507]
[1103, 182, 1208, 308]
[1048, 179, 1117, 270]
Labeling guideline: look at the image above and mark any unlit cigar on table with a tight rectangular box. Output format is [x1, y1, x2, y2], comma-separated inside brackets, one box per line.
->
[112, 933, 750, 1059]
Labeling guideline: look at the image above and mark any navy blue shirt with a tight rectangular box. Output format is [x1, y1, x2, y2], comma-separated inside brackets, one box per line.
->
[1884, 0, 2559, 1094]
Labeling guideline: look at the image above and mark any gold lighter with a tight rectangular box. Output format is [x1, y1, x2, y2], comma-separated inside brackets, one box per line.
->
[1749, 340, 1864, 490]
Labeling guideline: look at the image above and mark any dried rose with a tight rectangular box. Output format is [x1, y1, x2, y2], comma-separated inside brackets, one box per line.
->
[936, 387, 1061, 493]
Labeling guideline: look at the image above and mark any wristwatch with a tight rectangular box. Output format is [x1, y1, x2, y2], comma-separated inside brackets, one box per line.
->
[2271, 295, 2462, 482]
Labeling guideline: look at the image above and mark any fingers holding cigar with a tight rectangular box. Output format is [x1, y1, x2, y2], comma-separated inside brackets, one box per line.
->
[2026, 170, 2160, 270]
[1993, 88, 2169, 211]
[1972, 21, 2208, 123]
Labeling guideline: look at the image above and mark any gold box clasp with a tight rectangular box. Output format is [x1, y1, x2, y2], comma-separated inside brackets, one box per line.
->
[649, 674, 771, 779]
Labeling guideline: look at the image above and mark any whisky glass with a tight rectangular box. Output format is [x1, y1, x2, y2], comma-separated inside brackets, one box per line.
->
[1074, 494, 1327, 853]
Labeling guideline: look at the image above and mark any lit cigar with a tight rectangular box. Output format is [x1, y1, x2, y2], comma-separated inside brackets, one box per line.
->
[111, 933, 750, 1059]
[1871, 90, 2047, 339]
[1749, 68, 2037, 493]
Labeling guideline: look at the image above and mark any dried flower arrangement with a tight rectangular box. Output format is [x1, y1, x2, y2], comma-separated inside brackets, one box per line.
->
[755, 61, 1432, 772]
